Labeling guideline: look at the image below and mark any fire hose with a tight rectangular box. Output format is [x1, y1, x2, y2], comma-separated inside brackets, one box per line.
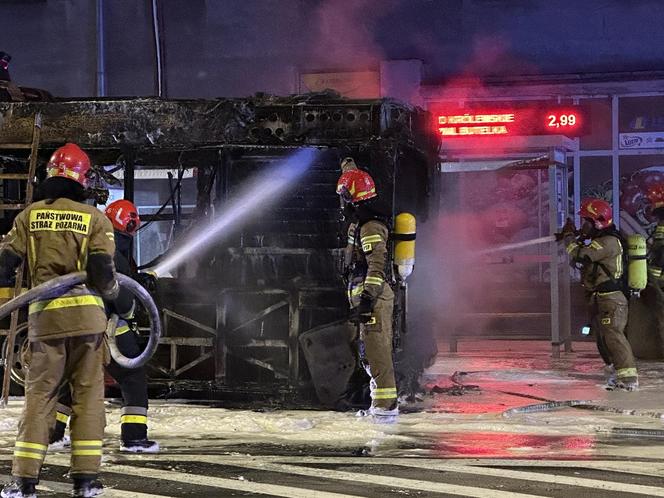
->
[0, 272, 161, 369]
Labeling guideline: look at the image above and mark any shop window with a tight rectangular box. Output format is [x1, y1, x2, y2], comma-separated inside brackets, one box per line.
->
[619, 96, 664, 150]
[619, 155, 664, 232]
[579, 98, 612, 150]
[580, 156, 612, 201]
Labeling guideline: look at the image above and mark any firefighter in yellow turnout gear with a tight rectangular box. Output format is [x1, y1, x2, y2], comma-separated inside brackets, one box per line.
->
[0, 144, 125, 498]
[646, 184, 664, 287]
[337, 158, 398, 422]
[561, 198, 638, 391]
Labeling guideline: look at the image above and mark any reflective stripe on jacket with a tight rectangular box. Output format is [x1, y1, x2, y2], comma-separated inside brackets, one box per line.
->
[1, 198, 115, 340]
[347, 219, 390, 306]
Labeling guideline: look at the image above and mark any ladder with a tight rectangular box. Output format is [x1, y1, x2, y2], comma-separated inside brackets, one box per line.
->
[0, 112, 42, 406]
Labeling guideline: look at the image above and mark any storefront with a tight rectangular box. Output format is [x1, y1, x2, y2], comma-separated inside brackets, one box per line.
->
[418, 74, 664, 350]
[422, 75, 664, 234]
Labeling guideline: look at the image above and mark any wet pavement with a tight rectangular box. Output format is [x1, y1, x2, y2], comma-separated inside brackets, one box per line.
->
[0, 340, 662, 496]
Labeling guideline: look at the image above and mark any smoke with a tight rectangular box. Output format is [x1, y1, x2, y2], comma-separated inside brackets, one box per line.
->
[152, 148, 319, 276]
[298, 0, 399, 97]
[463, 35, 541, 78]
[410, 168, 554, 345]
[305, 0, 397, 66]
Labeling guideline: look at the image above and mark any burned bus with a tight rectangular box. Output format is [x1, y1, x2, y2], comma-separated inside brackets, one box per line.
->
[0, 91, 436, 407]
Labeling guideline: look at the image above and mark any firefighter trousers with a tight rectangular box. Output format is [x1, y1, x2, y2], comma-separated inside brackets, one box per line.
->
[13, 334, 106, 480]
[360, 286, 397, 410]
[56, 324, 149, 442]
[591, 291, 638, 381]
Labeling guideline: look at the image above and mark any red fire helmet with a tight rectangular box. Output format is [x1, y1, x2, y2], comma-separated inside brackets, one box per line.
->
[646, 183, 664, 211]
[46, 143, 91, 187]
[336, 169, 377, 203]
[105, 199, 141, 235]
[579, 197, 613, 230]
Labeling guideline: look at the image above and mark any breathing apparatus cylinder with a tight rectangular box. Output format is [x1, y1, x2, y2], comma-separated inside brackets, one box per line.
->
[627, 233, 647, 292]
[394, 212, 416, 281]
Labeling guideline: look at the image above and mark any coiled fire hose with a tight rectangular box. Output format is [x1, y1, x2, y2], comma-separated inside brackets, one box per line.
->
[0, 272, 161, 369]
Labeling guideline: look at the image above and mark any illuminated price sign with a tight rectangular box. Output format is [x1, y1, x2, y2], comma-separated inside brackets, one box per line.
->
[434, 105, 590, 137]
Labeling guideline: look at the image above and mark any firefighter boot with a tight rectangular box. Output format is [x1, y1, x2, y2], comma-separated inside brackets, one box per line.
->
[617, 377, 639, 392]
[604, 364, 618, 390]
[119, 410, 159, 453]
[370, 405, 399, 424]
[72, 477, 104, 498]
[120, 439, 159, 454]
[1, 478, 37, 498]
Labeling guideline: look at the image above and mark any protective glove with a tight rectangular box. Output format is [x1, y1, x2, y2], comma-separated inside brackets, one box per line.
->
[349, 293, 376, 324]
[555, 218, 577, 241]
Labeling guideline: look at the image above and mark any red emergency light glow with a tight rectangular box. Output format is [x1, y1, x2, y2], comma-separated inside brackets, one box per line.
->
[434, 105, 589, 138]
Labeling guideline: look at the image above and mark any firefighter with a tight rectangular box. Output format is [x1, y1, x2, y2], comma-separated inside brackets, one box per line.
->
[560, 198, 638, 391]
[0, 143, 126, 498]
[50, 199, 159, 454]
[645, 183, 664, 286]
[337, 158, 398, 422]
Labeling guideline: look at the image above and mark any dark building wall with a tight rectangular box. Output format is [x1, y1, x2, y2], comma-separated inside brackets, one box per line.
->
[0, 0, 98, 96]
[1, 0, 663, 98]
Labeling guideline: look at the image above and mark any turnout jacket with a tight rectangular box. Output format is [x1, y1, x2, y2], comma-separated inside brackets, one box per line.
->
[0, 198, 116, 340]
[648, 221, 664, 284]
[565, 232, 623, 292]
[345, 219, 390, 306]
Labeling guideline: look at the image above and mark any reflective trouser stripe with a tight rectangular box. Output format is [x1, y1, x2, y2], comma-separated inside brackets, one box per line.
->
[72, 449, 103, 456]
[15, 441, 47, 450]
[71, 440, 102, 456]
[121, 415, 148, 424]
[14, 451, 44, 460]
[373, 387, 397, 400]
[29, 295, 104, 315]
[14, 441, 47, 460]
[56, 411, 70, 424]
[72, 440, 102, 446]
[616, 367, 638, 379]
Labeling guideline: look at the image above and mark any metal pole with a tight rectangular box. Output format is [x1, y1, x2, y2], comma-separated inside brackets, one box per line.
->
[124, 151, 135, 202]
[549, 163, 560, 358]
[151, 0, 165, 97]
[611, 95, 620, 229]
[560, 163, 572, 352]
[96, 0, 106, 97]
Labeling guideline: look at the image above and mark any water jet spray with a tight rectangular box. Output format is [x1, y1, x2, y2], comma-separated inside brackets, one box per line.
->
[152, 148, 320, 276]
[475, 235, 556, 256]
